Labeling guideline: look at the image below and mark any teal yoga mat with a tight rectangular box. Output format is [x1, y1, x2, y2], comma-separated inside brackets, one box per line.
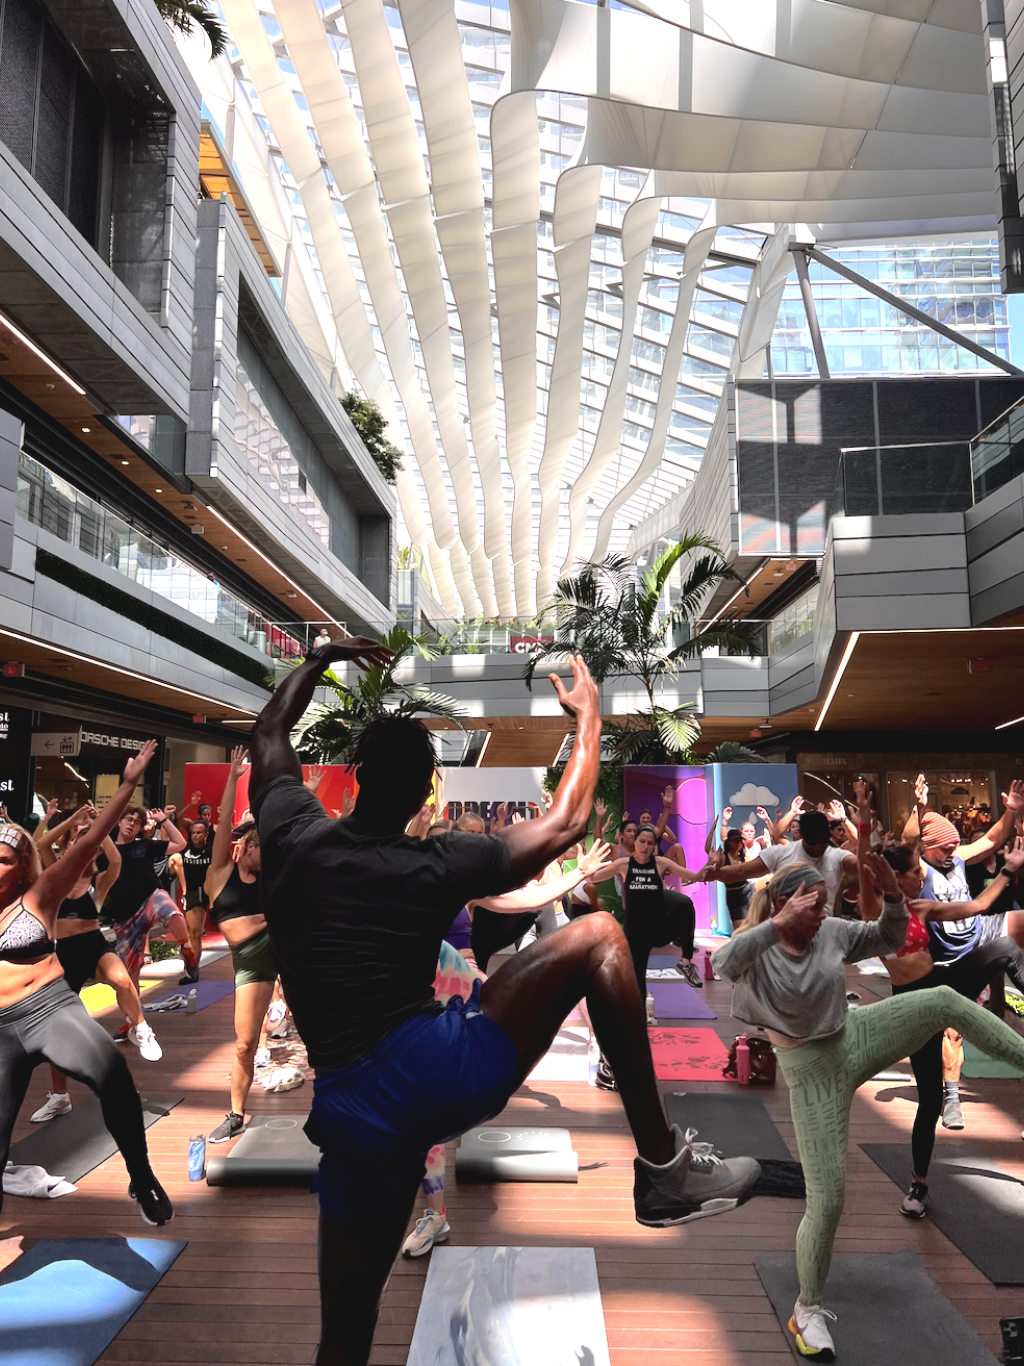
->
[0, 1237, 186, 1364]
[962, 1038, 1024, 1079]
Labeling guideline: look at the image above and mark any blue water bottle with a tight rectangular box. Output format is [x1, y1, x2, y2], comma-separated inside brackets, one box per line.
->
[188, 1134, 206, 1182]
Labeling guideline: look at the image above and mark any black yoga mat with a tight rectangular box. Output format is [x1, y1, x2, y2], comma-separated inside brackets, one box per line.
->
[757, 1250, 999, 1365]
[455, 1126, 579, 1183]
[205, 1114, 320, 1187]
[666, 1090, 794, 1160]
[9, 1094, 182, 1185]
[862, 1143, 1024, 1285]
[666, 1091, 805, 1199]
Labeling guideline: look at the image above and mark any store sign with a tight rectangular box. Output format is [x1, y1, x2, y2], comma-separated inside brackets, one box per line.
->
[0, 706, 33, 815]
[510, 634, 554, 655]
[79, 729, 147, 752]
[31, 730, 81, 757]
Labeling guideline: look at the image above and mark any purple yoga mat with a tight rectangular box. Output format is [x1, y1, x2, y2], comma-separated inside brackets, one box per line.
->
[649, 981, 716, 1020]
[143, 979, 236, 1012]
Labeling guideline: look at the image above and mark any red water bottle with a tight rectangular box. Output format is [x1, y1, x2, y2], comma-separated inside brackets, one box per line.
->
[735, 1036, 751, 1085]
[703, 949, 714, 981]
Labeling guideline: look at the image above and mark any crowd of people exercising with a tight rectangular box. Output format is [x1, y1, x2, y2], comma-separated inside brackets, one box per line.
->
[1, 642, 1024, 1364]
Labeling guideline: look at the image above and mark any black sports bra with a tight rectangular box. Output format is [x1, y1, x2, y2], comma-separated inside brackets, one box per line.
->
[210, 865, 262, 925]
[0, 902, 56, 962]
[57, 889, 98, 921]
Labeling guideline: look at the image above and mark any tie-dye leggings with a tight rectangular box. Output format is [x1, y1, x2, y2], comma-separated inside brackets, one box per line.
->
[421, 940, 487, 1200]
[776, 984, 1024, 1305]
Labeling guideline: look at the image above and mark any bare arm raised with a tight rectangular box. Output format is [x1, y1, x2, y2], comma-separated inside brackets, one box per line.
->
[206, 746, 249, 905]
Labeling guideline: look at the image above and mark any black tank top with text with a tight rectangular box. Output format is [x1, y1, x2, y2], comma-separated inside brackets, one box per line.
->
[624, 856, 665, 918]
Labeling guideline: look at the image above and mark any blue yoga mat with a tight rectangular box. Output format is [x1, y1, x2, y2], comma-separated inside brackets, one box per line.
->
[0, 1236, 186, 1364]
[143, 978, 235, 1013]
[647, 955, 679, 970]
[650, 981, 716, 1020]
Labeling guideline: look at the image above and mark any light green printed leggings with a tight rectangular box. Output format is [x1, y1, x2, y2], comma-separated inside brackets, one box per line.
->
[776, 984, 1024, 1305]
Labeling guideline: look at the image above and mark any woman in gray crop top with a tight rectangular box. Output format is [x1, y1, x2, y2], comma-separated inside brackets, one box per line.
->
[713, 859, 1024, 1363]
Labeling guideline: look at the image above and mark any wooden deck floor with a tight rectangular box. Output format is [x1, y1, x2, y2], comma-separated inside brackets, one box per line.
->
[3, 953, 1024, 1365]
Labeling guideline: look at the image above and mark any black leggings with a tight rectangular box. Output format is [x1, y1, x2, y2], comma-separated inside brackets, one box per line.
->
[0, 977, 152, 1213]
[894, 936, 1024, 1178]
[624, 891, 696, 994]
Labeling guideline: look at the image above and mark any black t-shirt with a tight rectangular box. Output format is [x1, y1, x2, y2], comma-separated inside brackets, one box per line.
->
[181, 843, 213, 908]
[103, 839, 165, 925]
[966, 853, 1017, 917]
[252, 776, 517, 1070]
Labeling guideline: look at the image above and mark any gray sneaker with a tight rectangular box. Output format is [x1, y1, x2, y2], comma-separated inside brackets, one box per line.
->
[634, 1125, 760, 1226]
[941, 1094, 965, 1130]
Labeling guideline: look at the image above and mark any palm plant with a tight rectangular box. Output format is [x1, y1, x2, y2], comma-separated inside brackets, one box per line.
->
[292, 626, 465, 763]
[155, 0, 228, 56]
[701, 740, 767, 765]
[523, 537, 760, 764]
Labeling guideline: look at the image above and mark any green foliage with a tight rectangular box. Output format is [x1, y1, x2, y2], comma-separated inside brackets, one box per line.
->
[603, 706, 702, 766]
[544, 762, 625, 922]
[340, 392, 404, 485]
[154, 0, 228, 56]
[36, 550, 270, 690]
[292, 625, 465, 763]
[701, 740, 768, 765]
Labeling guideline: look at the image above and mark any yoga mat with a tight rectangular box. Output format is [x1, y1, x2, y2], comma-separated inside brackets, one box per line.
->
[9, 1095, 182, 1186]
[528, 1023, 590, 1081]
[143, 979, 236, 1012]
[79, 979, 161, 1016]
[862, 1143, 1024, 1284]
[757, 1250, 999, 1365]
[962, 1038, 1024, 1079]
[407, 1247, 611, 1366]
[137, 947, 229, 978]
[646, 955, 679, 970]
[666, 1092, 793, 1161]
[456, 1127, 578, 1183]
[0, 1237, 187, 1365]
[649, 981, 716, 1020]
[205, 1115, 320, 1187]
[649, 1028, 730, 1081]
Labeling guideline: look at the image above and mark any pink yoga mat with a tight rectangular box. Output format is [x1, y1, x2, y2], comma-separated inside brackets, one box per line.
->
[649, 1028, 731, 1081]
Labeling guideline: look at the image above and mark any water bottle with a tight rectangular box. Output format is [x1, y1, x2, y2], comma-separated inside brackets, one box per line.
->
[645, 990, 657, 1026]
[186, 989, 197, 1014]
[587, 1035, 600, 1087]
[735, 1036, 751, 1085]
[703, 949, 715, 981]
[188, 1134, 206, 1181]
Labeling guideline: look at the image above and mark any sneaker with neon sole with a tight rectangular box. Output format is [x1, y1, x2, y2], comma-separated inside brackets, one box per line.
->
[30, 1091, 72, 1123]
[788, 1301, 837, 1361]
[402, 1209, 450, 1258]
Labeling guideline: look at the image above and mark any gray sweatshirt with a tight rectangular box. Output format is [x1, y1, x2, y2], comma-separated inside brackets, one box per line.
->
[713, 899, 909, 1041]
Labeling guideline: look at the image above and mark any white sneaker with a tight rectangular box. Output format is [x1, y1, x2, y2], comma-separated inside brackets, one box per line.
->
[254, 1047, 271, 1071]
[788, 1301, 837, 1361]
[401, 1209, 450, 1258]
[129, 1022, 163, 1062]
[267, 1001, 287, 1025]
[30, 1091, 72, 1123]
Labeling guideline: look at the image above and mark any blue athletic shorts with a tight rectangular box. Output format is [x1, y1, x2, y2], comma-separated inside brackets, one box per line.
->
[305, 980, 520, 1226]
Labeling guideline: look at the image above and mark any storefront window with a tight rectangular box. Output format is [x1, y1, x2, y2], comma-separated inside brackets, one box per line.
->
[886, 771, 995, 838]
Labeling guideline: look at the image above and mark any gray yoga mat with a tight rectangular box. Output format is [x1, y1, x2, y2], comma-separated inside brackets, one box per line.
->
[862, 1143, 1024, 1285]
[666, 1090, 793, 1161]
[407, 1247, 611, 1366]
[666, 1091, 805, 1199]
[205, 1114, 320, 1187]
[757, 1250, 998, 1364]
[9, 1094, 182, 1185]
[456, 1127, 579, 1183]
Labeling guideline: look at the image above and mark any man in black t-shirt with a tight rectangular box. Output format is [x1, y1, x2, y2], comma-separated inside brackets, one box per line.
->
[250, 639, 759, 1366]
[108, 808, 197, 997]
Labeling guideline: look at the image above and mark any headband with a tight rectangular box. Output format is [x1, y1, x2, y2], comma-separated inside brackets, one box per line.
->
[0, 826, 27, 852]
[770, 865, 826, 901]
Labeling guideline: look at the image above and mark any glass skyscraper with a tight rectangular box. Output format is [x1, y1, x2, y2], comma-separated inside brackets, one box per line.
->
[770, 239, 1010, 378]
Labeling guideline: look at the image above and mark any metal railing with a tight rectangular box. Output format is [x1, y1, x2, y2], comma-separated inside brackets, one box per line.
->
[16, 452, 307, 664]
[831, 441, 974, 519]
[970, 394, 1024, 500]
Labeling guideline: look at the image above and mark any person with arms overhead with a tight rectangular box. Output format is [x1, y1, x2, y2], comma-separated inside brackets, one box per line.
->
[248, 639, 761, 1366]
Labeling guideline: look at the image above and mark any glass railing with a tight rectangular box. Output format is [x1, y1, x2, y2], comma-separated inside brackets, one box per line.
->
[970, 395, 1024, 500]
[15, 453, 306, 664]
[831, 441, 973, 519]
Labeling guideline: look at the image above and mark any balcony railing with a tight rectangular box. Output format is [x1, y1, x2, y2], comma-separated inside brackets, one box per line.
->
[970, 394, 1024, 500]
[16, 453, 306, 664]
[831, 441, 974, 519]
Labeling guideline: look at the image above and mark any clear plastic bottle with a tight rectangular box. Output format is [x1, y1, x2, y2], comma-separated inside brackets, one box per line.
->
[186, 988, 198, 1014]
[587, 1035, 600, 1087]
[645, 991, 657, 1026]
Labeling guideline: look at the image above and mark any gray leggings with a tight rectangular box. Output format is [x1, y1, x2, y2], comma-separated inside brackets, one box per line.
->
[0, 977, 152, 1214]
[776, 985, 1024, 1305]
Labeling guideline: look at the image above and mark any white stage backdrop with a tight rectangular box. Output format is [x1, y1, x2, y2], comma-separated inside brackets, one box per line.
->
[439, 767, 547, 823]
